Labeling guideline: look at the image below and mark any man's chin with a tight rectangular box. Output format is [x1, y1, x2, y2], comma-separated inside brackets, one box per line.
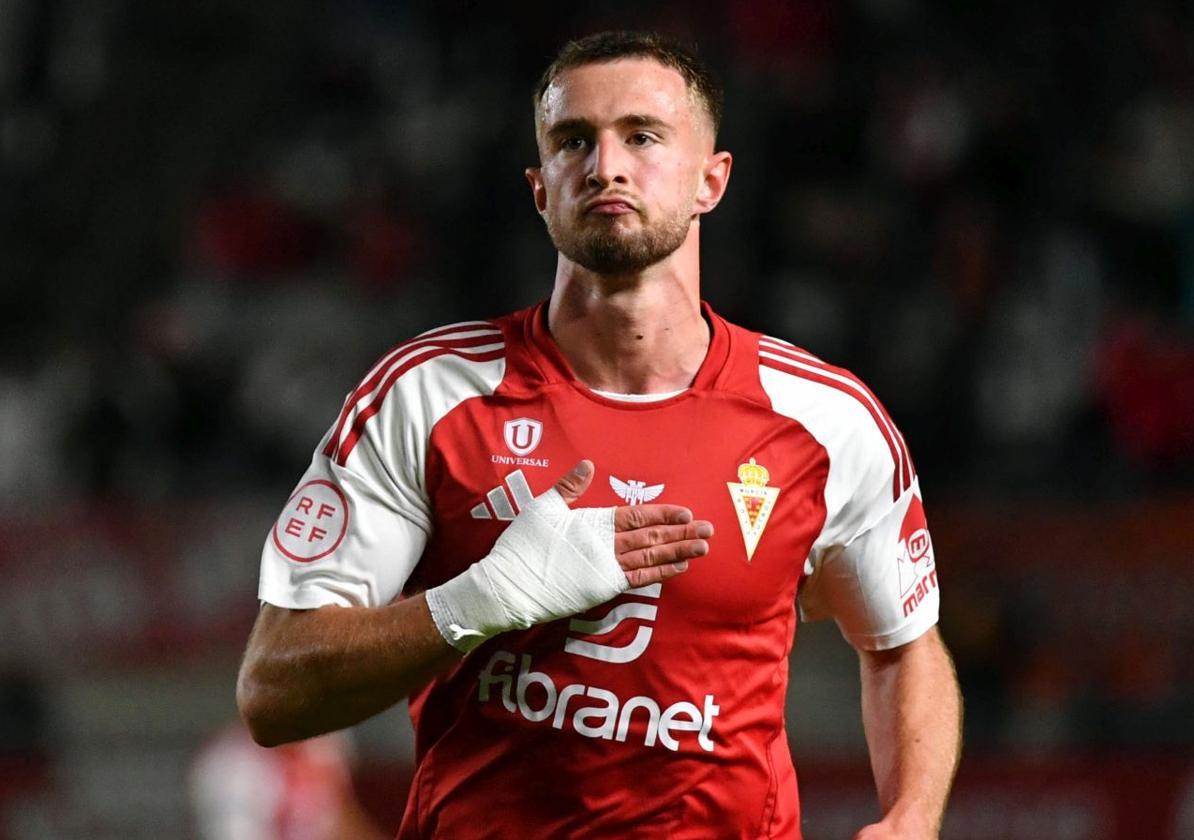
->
[571, 246, 665, 276]
[549, 218, 688, 275]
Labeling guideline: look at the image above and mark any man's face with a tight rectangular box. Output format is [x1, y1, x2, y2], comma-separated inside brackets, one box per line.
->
[528, 58, 723, 275]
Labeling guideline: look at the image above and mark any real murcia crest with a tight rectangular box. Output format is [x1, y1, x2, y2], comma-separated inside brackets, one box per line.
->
[503, 417, 543, 456]
[609, 476, 665, 506]
[726, 458, 780, 562]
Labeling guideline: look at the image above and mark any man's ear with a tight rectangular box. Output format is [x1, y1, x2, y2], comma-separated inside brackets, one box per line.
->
[694, 151, 733, 215]
[525, 167, 548, 215]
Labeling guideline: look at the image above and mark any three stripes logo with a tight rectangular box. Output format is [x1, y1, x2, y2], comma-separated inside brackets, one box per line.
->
[469, 470, 535, 521]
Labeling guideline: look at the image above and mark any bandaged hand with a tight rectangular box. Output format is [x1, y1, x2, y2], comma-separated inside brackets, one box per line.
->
[425, 460, 713, 652]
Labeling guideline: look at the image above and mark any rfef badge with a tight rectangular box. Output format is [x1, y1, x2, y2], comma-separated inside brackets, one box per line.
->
[727, 458, 779, 562]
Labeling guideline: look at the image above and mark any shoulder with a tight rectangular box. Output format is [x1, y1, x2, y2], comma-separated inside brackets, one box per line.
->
[754, 333, 914, 503]
[323, 319, 508, 467]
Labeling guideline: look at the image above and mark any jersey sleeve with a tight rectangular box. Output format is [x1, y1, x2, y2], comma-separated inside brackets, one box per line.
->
[757, 344, 940, 649]
[792, 374, 939, 650]
[799, 478, 939, 650]
[257, 400, 432, 610]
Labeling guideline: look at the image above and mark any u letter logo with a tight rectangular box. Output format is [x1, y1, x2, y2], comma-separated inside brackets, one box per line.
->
[503, 417, 543, 456]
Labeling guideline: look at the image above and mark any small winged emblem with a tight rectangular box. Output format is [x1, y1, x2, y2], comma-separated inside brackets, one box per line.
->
[609, 475, 665, 506]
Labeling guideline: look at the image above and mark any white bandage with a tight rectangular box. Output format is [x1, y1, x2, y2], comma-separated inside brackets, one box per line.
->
[425, 488, 627, 652]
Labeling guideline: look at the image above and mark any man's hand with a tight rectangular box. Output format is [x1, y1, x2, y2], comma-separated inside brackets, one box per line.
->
[426, 460, 713, 650]
[555, 459, 714, 588]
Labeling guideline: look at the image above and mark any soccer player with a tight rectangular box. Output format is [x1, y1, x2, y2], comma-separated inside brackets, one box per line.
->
[238, 31, 962, 840]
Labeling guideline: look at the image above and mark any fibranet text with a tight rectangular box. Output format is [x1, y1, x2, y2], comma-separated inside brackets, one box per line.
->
[477, 651, 720, 752]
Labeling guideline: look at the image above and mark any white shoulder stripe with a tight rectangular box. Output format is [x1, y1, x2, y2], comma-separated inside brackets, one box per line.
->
[415, 319, 498, 337]
[760, 350, 907, 491]
[760, 336, 822, 362]
[329, 341, 505, 461]
[356, 339, 503, 407]
[360, 326, 502, 386]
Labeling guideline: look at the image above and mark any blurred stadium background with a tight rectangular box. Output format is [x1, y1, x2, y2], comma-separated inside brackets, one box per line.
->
[0, 1, 1192, 837]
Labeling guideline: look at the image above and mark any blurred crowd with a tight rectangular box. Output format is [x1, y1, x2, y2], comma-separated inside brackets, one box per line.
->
[1, 0, 1191, 507]
[0, 0, 1192, 788]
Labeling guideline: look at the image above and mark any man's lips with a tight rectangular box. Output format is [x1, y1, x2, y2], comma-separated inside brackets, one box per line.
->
[585, 197, 638, 215]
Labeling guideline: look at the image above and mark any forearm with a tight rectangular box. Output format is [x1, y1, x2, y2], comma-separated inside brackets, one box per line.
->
[859, 628, 962, 838]
[237, 595, 460, 746]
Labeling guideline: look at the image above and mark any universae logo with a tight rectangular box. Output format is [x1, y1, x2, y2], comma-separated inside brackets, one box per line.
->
[503, 417, 542, 456]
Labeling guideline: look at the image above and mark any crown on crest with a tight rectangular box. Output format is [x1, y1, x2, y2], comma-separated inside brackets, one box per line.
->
[737, 457, 769, 487]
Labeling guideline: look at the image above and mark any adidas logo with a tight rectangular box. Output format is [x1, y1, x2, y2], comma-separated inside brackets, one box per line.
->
[470, 470, 535, 520]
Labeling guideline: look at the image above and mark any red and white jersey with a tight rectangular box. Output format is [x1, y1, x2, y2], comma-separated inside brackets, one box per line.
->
[258, 301, 940, 839]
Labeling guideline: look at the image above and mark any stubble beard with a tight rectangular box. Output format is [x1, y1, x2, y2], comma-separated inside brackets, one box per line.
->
[546, 206, 692, 276]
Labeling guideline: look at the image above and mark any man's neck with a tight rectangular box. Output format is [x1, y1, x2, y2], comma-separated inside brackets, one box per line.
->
[546, 245, 709, 395]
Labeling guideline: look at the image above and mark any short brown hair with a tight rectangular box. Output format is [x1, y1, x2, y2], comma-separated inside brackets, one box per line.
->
[533, 31, 723, 137]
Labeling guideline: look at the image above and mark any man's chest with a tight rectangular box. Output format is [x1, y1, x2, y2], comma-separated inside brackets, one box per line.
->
[417, 389, 830, 619]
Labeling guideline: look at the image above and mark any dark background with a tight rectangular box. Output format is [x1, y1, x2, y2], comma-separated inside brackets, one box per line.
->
[0, 1, 1191, 837]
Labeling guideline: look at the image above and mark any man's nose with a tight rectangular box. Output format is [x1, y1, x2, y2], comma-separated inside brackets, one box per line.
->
[586, 133, 628, 188]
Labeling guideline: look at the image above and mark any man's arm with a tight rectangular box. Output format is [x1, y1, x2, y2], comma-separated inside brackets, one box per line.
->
[237, 460, 713, 747]
[854, 627, 962, 840]
[237, 596, 458, 747]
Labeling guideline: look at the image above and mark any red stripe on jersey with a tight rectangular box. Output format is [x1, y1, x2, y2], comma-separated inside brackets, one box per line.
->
[333, 346, 506, 466]
[324, 328, 501, 459]
[760, 350, 912, 500]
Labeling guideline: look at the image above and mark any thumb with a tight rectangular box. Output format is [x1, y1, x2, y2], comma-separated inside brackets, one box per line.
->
[554, 460, 595, 506]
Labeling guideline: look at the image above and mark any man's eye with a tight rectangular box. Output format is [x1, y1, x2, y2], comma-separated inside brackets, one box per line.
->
[561, 137, 586, 151]
[629, 133, 655, 146]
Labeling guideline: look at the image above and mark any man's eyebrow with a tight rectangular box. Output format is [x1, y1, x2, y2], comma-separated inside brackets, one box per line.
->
[619, 114, 673, 132]
[544, 114, 675, 140]
[545, 118, 594, 140]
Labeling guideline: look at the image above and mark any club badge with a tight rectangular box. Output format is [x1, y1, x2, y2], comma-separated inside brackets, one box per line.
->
[727, 458, 779, 562]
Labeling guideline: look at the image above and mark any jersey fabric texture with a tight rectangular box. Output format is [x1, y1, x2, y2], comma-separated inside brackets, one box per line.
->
[258, 301, 941, 839]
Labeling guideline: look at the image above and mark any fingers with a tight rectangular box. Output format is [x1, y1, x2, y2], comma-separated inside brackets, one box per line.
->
[614, 503, 694, 530]
[615, 517, 713, 588]
[614, 521, 714, 553]
[624, 562, 690, 589]
[553, 460, 594, 506]
[618, 536, 709, 570]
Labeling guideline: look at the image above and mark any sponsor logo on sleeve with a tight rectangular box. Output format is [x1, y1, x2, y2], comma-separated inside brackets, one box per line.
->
[897, 493, 938, 616]
[271, 480, 349, 562]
